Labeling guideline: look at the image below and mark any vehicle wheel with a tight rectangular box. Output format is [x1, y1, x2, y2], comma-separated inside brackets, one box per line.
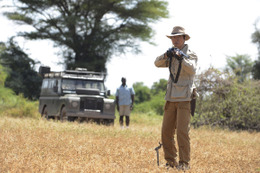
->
[41, 107, 48, 119]
[105, 119, 114, 126]
[60, 107, 68, 121]
[109, 120, 114, 126]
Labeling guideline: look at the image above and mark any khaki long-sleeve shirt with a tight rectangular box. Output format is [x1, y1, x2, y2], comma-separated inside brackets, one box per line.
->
[154, 44, 198, 102]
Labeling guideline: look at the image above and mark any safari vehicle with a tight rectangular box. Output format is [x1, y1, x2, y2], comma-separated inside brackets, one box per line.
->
[38, 66, 115, 125]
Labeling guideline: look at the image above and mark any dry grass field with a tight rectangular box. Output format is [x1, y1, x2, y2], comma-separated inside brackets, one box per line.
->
[0, 114, 259, 173]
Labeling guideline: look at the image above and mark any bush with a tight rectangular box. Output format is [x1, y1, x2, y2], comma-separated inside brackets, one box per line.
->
[0, 89, 40, 119]
[133, 82, 151, 104]
[134, 91, 165, 115]
[2, 95, 40, 119]
[0, 64, 40, 119]
[0, 65, 7, 86]
[193, 68, 260, 131]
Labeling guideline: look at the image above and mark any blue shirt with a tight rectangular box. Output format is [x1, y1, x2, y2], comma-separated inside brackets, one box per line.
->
[116, 85, 135, 106]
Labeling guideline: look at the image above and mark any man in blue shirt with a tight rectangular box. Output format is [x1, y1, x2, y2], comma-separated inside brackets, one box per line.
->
[115, 77, 135, 128]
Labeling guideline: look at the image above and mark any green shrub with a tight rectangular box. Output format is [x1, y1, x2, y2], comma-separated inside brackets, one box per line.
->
[0, 91, 40, 119]
[193, 78, 260, 131]
[0, 65, 40, 119]
[134, 91, 165, 115]
[0, 65, 7, 86]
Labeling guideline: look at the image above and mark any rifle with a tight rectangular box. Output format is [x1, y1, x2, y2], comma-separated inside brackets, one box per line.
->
[166, 47, 190, 59]
[167, 47, 189, 84]
[154, 142, 163, 166]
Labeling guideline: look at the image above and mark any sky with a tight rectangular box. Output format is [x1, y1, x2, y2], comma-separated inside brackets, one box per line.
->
[0, 0, 260, 94]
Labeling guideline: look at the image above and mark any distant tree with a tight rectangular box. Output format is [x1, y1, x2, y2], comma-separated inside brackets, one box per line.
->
[151, 78, 167, 95]
[0, 39, 42, 100]
[3, 0, 169, 72]
[225, 54, 253, 82]
[133, 82, 151, 104]
[251, 19, 260, 79]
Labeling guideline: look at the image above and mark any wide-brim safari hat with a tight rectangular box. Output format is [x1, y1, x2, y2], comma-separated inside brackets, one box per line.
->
[166, 26, 190, 41]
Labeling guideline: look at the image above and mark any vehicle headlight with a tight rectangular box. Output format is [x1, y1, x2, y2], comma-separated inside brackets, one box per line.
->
[71, 101, 79, 108]
[104, 103, 111, 109]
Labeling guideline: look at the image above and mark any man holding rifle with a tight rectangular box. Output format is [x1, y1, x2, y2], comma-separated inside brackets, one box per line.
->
[154, 26, 198, 170]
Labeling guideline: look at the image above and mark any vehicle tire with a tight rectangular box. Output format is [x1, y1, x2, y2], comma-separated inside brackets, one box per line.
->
[60, 106, 68, 121]
[110, 120, 114, 126]
[105, 119, 114, 126]
[41, 107, 48, 119]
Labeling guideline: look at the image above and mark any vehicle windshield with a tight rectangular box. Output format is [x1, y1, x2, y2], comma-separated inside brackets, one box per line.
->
[62, 79, 105, 93]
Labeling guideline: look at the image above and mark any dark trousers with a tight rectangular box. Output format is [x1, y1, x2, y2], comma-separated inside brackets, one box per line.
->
[119, 116, 130, 126]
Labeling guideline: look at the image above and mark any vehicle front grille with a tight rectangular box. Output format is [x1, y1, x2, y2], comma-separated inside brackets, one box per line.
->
[80, 97, 103, 112]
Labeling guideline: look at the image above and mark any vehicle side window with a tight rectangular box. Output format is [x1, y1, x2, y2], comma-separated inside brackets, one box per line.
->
[42, 79, 49, 89]
[48, 79, 55, 89]
[56, 79, 61, 93]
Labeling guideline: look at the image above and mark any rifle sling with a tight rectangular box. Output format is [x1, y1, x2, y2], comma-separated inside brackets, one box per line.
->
[169, 56, 182, 83]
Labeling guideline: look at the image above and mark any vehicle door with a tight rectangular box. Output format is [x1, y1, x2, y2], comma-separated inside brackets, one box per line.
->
[47, 78, 60, 115]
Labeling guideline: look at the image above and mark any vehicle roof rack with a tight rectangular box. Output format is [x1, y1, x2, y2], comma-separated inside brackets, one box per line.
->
[41, 67, 107, 80]
[63, 70, 107, 80]
[65, 70, 105, 76]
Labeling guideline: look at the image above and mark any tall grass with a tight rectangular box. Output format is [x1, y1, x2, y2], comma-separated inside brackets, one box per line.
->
[0, 116, 259, 173]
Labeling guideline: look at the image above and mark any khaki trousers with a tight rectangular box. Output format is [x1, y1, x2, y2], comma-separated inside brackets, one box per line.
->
[162, 101, 191, 164]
